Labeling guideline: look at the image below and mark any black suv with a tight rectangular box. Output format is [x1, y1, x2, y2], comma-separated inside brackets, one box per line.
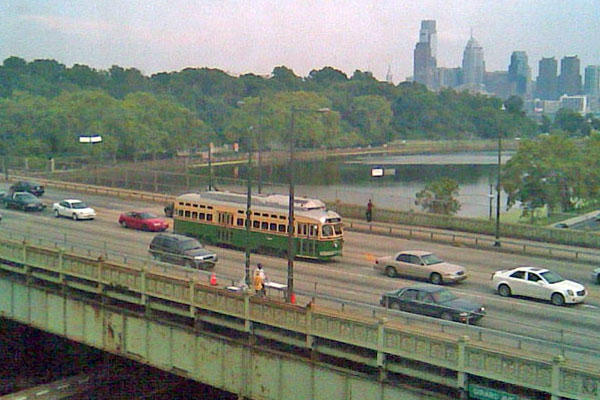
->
[149, 233, 217, 269]
[10, 181, 45, 196]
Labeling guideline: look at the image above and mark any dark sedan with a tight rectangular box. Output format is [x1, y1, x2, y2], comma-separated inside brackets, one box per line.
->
[380, 284, 485, 323]
[118, 211, 169, 232]
[10, 181, 45, 196]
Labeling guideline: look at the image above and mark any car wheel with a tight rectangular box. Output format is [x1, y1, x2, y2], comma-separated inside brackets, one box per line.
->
[389, 302, 401, 310]
[72, 213, 78, 221]
[441, 312, 454, 321]
[120, 221, 127, 228]
[429, 273, 443, 285]
[498, 284, 512, 297]
[54, 210, 60, 218]
[551, 293, 565, 306]
[385, 266, 397, 278]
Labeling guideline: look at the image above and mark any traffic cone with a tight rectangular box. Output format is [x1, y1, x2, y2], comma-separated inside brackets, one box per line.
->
[290, 292, 296, 304]
[210, 272, 217, 286]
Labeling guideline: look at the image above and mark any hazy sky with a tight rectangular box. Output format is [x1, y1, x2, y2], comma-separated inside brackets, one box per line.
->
[1, 1, 599, 83]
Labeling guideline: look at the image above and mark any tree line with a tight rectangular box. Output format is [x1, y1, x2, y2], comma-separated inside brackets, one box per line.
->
[0, 56, 548, 161]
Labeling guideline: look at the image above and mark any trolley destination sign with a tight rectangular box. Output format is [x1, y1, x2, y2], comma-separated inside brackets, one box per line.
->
[467, 384, 518, 400]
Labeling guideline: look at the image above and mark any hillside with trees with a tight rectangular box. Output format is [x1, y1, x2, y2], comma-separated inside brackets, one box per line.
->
[0, 55, 581, 162]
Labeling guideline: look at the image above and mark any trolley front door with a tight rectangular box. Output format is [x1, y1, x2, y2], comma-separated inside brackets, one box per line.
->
[217, 212, 233, 243]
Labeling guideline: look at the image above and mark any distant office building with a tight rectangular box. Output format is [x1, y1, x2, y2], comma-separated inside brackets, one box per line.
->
[485, 71, 511, 99]
[558, 56, 582, 96]
[461, 35, 485, 91]
[584, 65, 600, 96]
[414, 42, 436, 87]
[560, 94, 587, 114]
[413, 20, 437, 88]
[419, 20, 437, 59]
[437, 67, 462, 89]
[508, 51, 531, 97]
[536, 57, 558, 100]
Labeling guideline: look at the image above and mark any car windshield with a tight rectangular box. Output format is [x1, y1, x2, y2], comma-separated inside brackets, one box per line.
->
[421, 253, 443, 265]
[540, 270, 564, 284]
[139, 212, 158, 219]
[71, 202, 88, 209]
[432, 289, 458, 303]
[322, 225, 333, 237]
[181, 240, 202, 251]
[15, 193, 36, 201]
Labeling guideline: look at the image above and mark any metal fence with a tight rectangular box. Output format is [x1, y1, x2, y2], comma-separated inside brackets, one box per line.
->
[1, 225, 599, 369]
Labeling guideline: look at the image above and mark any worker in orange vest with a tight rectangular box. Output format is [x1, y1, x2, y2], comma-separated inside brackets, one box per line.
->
[253, 263, 266, 296]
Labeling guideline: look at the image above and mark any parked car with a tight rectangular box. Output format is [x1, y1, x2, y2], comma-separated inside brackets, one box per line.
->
[374, 250, 467, 284]
[380, 284, 485, 323]
[491, 266, 587, 306]
[1, 191, 46, 211]
[591, 268, 600, 284]
[10, 181, 44, 196]
[148, 233, 217, 269]
[53, 199, 96, 220]
[119, 211, 169, 232]
[164, 202, 174, 217]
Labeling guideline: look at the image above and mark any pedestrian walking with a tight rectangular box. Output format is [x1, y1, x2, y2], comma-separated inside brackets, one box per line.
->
[253, 263, 267, 296]
[366, 199, 373, 222]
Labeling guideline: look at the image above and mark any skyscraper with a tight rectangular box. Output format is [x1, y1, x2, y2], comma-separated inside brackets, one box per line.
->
[558, 56, 582, 96]
[508, 51, 531, 96]
[584, 65, 600, 96]
[461, 35, 485, 90]
[413, 20, 437, 88]
[419, 20, 437, 59]
[536, 57, 558, 100]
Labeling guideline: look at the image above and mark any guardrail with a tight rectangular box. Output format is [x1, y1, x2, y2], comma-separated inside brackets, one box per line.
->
[347, 220, 600, 264]
[0, 231, 599, 399]
[6, 175, 600, 266]
[1, 225, 599, 365]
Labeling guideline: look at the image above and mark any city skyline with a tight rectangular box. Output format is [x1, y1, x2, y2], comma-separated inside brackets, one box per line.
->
[0, 1, 599, 83]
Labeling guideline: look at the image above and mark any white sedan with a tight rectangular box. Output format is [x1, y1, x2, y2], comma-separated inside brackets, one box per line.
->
[491, 266, 587, 306]
[52, 199, 96, 220]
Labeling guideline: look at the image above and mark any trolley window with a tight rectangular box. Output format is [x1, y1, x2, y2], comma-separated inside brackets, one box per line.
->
[206, 214, 213, 221]
[237, 218, 244, 226]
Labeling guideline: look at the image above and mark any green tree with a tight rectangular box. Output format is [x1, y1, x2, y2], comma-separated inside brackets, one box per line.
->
[502, 135, 582, 213]
[415, 178, 461, 215]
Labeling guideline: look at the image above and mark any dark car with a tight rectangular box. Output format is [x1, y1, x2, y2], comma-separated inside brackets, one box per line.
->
[2, 191, 46, 212]
[10, 181, 45, 196]
[380, 284, 485, 323]
[148, 233, 217, 269]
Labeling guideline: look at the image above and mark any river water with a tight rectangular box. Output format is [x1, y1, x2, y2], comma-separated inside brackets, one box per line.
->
[212, 151, 513, 219]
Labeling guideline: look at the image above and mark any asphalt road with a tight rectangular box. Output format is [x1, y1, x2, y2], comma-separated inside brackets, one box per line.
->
[1, 183, 599, 362]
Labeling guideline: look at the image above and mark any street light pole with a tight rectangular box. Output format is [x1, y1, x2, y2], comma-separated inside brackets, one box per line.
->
[287, 108, 296, 303]
[494, 132, 502, 247]
[245, 135, 252, 286]
[257, 96, 263, 194]
[208, 144, 213, 191]
[286, 106, 330, 303]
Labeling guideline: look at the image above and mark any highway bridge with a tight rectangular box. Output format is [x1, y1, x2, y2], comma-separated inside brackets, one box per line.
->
[0, 181, 599, 399]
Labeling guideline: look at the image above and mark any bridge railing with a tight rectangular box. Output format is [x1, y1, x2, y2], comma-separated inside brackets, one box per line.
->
[1, 225, 599, 364]
[1, 232, 599, 399]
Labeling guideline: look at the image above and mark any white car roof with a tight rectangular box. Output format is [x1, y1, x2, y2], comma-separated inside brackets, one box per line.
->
[64, 199, 83, 203]
[399, 250, 434, 257]
[510, 266, 548, 273]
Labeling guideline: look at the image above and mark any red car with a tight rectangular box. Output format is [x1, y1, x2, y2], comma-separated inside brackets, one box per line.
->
[118, 211, 169, 232]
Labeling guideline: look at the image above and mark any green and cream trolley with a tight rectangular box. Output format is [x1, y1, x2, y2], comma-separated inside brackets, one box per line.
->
[172, 191, 343, 260]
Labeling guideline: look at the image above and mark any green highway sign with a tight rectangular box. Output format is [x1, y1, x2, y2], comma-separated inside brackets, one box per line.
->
[468, 384, 519, 400]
